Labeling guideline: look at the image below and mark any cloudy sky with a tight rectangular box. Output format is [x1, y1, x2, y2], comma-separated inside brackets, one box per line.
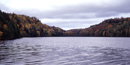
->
[0, 0, 130, 30]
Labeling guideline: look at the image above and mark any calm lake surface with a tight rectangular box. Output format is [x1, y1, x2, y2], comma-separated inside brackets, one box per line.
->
[0, 37, 130, 65]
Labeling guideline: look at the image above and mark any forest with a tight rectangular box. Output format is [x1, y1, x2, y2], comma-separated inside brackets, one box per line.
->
[0, 10, 65, 40]
[0, 10, 130, 40]
[66, 17, 130, 37]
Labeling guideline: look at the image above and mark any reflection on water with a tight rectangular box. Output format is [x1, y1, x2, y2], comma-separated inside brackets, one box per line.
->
[0, 37, 130, 65]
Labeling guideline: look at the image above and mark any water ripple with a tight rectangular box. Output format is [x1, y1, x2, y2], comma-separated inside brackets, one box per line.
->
[0, 37, 130, 65]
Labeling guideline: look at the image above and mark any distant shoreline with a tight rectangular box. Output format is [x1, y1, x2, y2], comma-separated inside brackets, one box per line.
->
[0, 10, 130, 41]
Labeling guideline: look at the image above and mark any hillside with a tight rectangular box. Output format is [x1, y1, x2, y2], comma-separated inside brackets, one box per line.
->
[0, 10, 65, 40]
[66, 17, 130, 37]
[0, 10, 130, 40]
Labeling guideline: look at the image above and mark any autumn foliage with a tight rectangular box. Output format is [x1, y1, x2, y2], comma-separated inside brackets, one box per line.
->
[66, 17, 130, 37]
[0, 10, 65, 40]
[0, 10, 130, 40]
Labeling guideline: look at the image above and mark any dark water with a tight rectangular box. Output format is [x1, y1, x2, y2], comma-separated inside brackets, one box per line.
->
[0, 37, 130, 65]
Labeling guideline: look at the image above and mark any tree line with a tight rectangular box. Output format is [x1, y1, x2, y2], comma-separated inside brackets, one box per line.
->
[66, 17, 130, 37]
[0, 10, 65, 40]
[0, 10, 130, 40]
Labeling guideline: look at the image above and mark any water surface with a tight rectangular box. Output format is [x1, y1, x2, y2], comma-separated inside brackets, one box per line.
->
[0, 37, 130, 65]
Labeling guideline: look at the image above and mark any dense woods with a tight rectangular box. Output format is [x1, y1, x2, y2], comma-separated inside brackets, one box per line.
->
[0, 10, 65, 40]
[0, 10, 130, 40]
[66, 17, 130, 37]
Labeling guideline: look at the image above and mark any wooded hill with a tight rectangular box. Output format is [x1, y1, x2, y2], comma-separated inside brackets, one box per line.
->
[0, 10, 65, 40]
[66, 18, 130, 37]
[0, 10, 130, 40]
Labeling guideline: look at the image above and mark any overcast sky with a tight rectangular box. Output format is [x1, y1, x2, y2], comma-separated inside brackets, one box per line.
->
[0, 0, 130, 30]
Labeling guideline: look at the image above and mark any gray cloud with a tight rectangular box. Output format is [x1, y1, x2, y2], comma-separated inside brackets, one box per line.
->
[25, 0, 130, 19]
[1, 0, 130, 19]
[0, 3, 10, 12]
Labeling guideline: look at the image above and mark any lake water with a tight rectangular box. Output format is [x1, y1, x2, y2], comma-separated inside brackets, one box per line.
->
[0, 37, 130, 65]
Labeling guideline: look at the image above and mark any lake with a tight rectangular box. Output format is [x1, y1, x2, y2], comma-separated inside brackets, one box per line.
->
[0, 37, 130, 65]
